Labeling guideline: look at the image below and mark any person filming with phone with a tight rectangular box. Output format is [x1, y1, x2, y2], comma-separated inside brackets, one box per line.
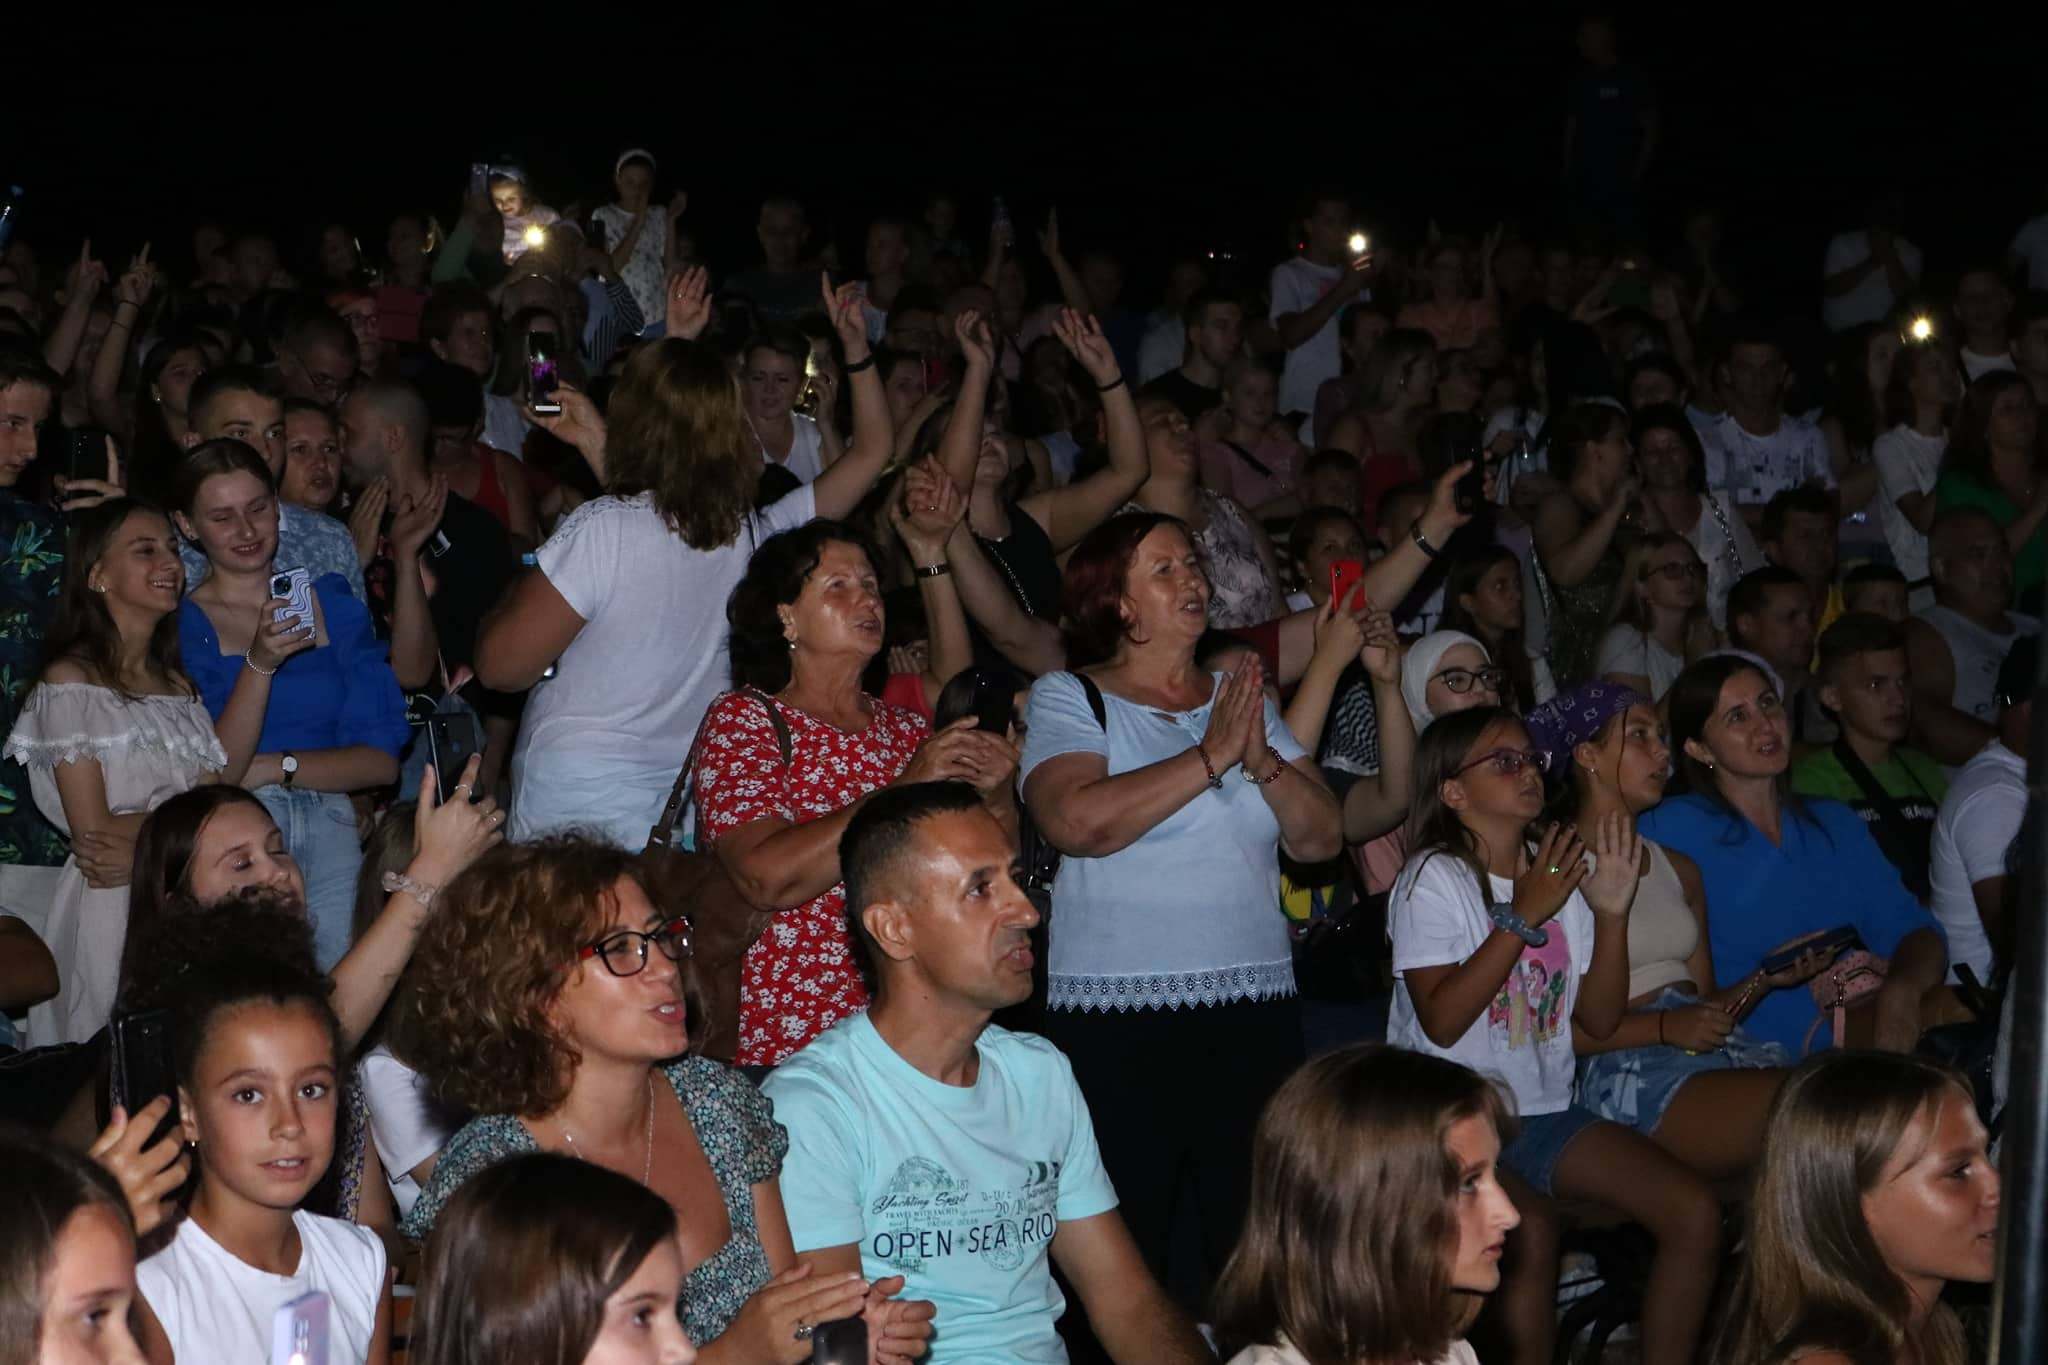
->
[173, 440, 411, 970]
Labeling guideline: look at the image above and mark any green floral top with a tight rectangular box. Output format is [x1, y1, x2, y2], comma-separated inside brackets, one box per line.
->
[0, 496, 67, 867]
[400, 1056, 789, 1347]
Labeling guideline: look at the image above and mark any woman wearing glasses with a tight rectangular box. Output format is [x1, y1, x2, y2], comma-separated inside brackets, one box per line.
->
[1595, 534, 1717, 702]
[395, 836, 936, 1364]
[1387, 704, 1724, 1365]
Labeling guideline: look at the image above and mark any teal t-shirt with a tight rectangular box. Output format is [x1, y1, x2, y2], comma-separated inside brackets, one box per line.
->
[764, 1014, 1119, 1364]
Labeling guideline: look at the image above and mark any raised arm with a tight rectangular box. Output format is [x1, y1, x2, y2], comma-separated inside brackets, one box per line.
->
[893, 461, 975, 704]
[811, 275, 896, 521]
[1280, 598, 1365, 754]
[1018, 309, 1147, 550]
[43, 240, 108, 378]
[1534, 481, 1631, 587]
[207, 612, 318, 786]
[383, 475, 449, 691]
[942, 517, 1067, 675]
[1241, 662, 1342, 863]
[89, 248, 158, 439]
[1275, 255, 1371, 351]
[1036, 209, 1093, 318]
[936, 310, 997, 491]
[1359, 461, 1479, 608]
[1338, 614, 1415, 843]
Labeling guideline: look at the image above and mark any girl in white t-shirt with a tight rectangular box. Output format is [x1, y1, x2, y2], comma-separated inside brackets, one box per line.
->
[1387, 706, 1721, 1365]
[1213, 1045, 1517, 1365]
[129, 903, 391, 1365]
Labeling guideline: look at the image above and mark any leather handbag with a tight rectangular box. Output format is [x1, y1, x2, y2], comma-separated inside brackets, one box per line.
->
[1803, 950, 1888, 1054]
[640, 690, 790, 1064]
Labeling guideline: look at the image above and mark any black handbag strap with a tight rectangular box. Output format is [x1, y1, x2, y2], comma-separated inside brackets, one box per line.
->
[647, 688, 791, 852]
[1220, 439, 1274, 480]
[1831, 737, 1933, 897]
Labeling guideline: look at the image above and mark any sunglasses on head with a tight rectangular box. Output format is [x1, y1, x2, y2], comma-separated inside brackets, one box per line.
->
[1434, 665, 1507, 694]
[1455, 747, 1552, 779]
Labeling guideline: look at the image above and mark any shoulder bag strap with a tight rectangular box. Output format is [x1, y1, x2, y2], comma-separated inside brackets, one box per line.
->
[1075, 673, 1108, 732]
[1220, 439, 1274, 480]
[1830, 738, 1932, 897]
[648, 688, 794, 852]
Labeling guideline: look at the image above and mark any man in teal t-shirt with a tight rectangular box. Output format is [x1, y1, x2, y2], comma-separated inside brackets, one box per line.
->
[1793, 613, 1947, 900]
[764, 783, 1209, 1365]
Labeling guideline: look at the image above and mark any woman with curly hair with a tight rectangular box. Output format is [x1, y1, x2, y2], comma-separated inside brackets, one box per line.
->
[393, 836, 935, 1365]
[477, 273, 899, 847]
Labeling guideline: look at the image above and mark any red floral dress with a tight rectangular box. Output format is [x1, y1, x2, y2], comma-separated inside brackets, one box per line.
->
[695, 691, 929, 1067]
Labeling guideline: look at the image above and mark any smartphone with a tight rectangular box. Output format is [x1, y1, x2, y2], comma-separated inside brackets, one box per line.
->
[1454, 457, 1486, 515]
[809, 1317, 867, 1365]
[528, 331, 561, 416]
[425, 711, 483, 804]
[1760, 925, 1862, 976]
[1328, 558, 1365, 613]
[109, 1009, 180, 1147]
[270, 1291, 330, 1365]
[970, 668, 1015, 735]
[270, 568, 314, 630]
[65, 428, 109, 485]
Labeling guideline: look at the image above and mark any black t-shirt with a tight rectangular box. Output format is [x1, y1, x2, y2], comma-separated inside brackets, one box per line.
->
[364, 488, 519, 713]
[1139, 369, 1223, 425]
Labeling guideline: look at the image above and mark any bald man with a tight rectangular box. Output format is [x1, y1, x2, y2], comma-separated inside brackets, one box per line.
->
[1904, 507, 2040, 766]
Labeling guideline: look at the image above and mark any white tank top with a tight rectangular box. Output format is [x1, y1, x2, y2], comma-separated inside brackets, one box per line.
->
[1919, 604, 2038, 725]
[1626, 841, 1698, 1000]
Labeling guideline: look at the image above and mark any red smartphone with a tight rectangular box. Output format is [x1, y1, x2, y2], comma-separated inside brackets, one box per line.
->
[1329, 559, 1365, 612]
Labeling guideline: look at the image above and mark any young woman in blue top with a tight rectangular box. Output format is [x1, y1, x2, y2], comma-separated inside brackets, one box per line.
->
[1639, 655, 1950, 1055]
[172, 439, 411, 969]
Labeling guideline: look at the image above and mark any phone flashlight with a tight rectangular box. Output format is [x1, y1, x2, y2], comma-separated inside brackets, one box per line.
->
[523, 224, 548, 249]
[1908, 315, 1934, 342]
[1347, 232, 1369, 256]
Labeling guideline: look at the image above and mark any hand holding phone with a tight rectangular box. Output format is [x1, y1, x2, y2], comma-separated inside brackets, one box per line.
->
[1329, 559, 1365, 614]
[527, 332, 561, 416]
[425, 712, 484, 805]
[969, 668, 1016, 735]
[270, 568, 314, 631]
[109, 1009, 180, 1147]
[809, 1317, 868, 1365]
[1760, 926, 1861, 978]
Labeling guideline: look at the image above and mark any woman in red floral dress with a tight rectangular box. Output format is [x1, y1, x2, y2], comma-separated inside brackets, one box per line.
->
[697, 518, 1016, 1068]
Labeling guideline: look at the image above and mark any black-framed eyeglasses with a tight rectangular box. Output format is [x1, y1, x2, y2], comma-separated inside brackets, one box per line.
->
[1434, 665, 1507, 695]
[1644, 560, 1705, 581]
[1455, 747, 1552, 779]
[577, 917, 693, 978]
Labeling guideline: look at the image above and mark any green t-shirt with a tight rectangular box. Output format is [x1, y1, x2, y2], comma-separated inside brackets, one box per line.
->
[1792, 744, 1946, 898]
[1937, 470, 2045, 610]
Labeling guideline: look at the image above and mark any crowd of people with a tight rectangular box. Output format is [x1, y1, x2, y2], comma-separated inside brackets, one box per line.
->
[0, 19, 2040, 1363]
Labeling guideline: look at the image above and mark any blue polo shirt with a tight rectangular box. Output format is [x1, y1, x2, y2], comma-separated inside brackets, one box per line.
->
[1639, 794, 1945, 1053]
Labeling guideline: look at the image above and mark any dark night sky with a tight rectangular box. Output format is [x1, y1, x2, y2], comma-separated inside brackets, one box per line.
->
[7, 10, 2043, 313]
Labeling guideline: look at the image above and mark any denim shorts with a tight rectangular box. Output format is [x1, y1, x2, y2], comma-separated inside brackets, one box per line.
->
[1576, 985, 1791, 1135]
[1501, 1104, 1604, 1195]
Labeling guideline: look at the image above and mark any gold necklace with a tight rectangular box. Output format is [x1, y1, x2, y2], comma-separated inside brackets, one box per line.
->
[557, 1074, 656, 1185]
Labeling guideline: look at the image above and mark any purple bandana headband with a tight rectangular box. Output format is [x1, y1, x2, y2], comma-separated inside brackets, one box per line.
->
[1521, 680, 1650, 770]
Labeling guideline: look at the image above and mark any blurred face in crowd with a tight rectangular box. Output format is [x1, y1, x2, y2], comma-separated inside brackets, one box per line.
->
[434, 309, 495, 379]
[1934, 513, 2016, 618]
[866, 221, 909, 280]
[229, 236, 279, 298]
[1734, 584, 1815, 678]
[1460, 557, 1525, 635]
[1306, 462, 1359, 516]
[1577, 17, 1617, 64]
[336, 295, 384, 374]
[886, 307, 941, 358]
[1137, 395, 1197, 481]
[282, 408, 342, 511]
[188, 801, 305, 909]
[1845, 579, 1909, 623]
[758, 201, 806, 271]
[1585, 703, 1671, 815]
[1079, 255, 1123, 315]
[1345, 307, 1391, 367]
[190, 388, 287, 477]
[881, 355, 927, 429]
[1628, 366, 1682, 412]
[614, 160, 654, 212]
[1299, 516, 1369, 607]
[176, 469, 282, 575]
[1765, 506, 1837, 591]
[1426, 643, 1502, 717]
[317, 226, 356, 283]
[278, 335, 357, 406]
[1191, 301, 1245, 372]
[1986, 383, 2039, 451]
[0, 379, 51, 486]
[1569, 420, 1631, 493]
[37, 1197, 148, 1365]
[387, 214, 428, 268]
[742, 345, 801, 424]
[2016, 316, 2048, 378]
[1302, 197, 1352, 263]
[1225, 365, 1278, 432]
[1637, 541, 1705, 617]
[1722, 341, 1787, 417]
[1865, 330, 1902, 394]
[1903, 346, 1961, 414]
[1163, 260, 1207, 310]
[151, 346, 208, 421]
[1635, 422, 1694, 492]
[1823, 647, 1911, 746]
[490, 178, 530, 219]
[1436, 352, 1483, 414]
[1426, 248, 1469, 304]
[1687, 667, 1789, 782]
[584, 1236, 697, 1365]
[1955, 270, 2013, 341]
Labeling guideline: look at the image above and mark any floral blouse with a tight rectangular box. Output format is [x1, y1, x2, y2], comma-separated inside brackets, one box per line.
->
[695, 691, 928, 1067]
[400, 1057, 790, 1347]
[1122, 489, 1281, 629]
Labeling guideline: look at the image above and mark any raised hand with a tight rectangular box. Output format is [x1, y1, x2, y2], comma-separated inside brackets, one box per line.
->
[65, 239, 109, 305]
[1512, 823, 1587, 929]
[1309, 595, 1367, 675]
[1037, 207, 1063, 260]
[821, 274, 870, 355]
[668, 189, 689, 221]
[955, 308, 996, 373]
[1198, 662, 1259, 773]
[665, 265, 711, 340]
[891, 458, 966, 561]
[55, 445, 126, 513]
[1051, 307, 1119, 386]
[411, 752, 505, 885]
[1358, 606, 1404, 682]
[1580, 810, 1642, 919]
[87, 1099, 190, 1239]
[348, 478, 389, 567]
[389, 473, 449, 562]
[247, 597, 319, 672]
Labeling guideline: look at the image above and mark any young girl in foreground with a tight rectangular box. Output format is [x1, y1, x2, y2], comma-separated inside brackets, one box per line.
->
[1713, 1052, 1999, 1365]
[1387, 705, 1722, 1365]
[411, 1151, 695, 1365]
[1213, 1045, 1519, 1365]
[0, 1126, 150, 1365]
[126, 902, 391, 1365]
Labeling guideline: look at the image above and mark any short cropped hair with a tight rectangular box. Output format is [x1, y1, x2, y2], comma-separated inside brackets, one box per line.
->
[187, 363, 280, 430]
[421, 282, 494, 347]
[1726, 566, 1807, 649]
[1816, 612, 1906, 683]
[1760, 486, 1835, 545]
[839, 781, 985, 993]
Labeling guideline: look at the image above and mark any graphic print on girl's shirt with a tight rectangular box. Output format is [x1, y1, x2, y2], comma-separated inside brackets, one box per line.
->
[1487, 923, 1571, 1053]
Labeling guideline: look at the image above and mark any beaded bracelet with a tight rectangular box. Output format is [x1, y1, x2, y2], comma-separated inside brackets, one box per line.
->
[1192, 743, 1222, 789]
[1240, 745, 1287, 785]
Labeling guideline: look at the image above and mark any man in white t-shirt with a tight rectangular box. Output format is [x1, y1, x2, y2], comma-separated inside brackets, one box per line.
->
[1905, 509, 2039, 767]
[1821, 192, 1922, 332]
[1929, 636, 2033, 984]
[1698, 328, 1836, 529]
[1269, 191, 1372, 418]
[766, 784, 1210, 1365]
[1955, 265, 2017, 381]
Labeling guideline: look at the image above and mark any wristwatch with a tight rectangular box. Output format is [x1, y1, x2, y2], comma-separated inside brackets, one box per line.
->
[1487, 901, 1549, 948]
[280, 752, 299, 788]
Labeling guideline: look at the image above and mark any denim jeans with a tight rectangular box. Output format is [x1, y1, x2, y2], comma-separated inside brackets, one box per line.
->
[254, 785, 363, 971]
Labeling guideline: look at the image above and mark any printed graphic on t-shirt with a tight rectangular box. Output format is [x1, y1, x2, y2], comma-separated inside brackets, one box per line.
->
[868, 1156, 1063, 1274]
[1487, 926, 1571, 1049]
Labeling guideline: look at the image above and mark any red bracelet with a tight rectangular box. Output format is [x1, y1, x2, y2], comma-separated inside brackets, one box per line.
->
[1242, 745, 1287, 786]
[1193, 744, 1222, 789]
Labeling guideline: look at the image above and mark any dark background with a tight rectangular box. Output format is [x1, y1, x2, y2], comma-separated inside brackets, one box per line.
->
[6, 10, 2043, 314]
